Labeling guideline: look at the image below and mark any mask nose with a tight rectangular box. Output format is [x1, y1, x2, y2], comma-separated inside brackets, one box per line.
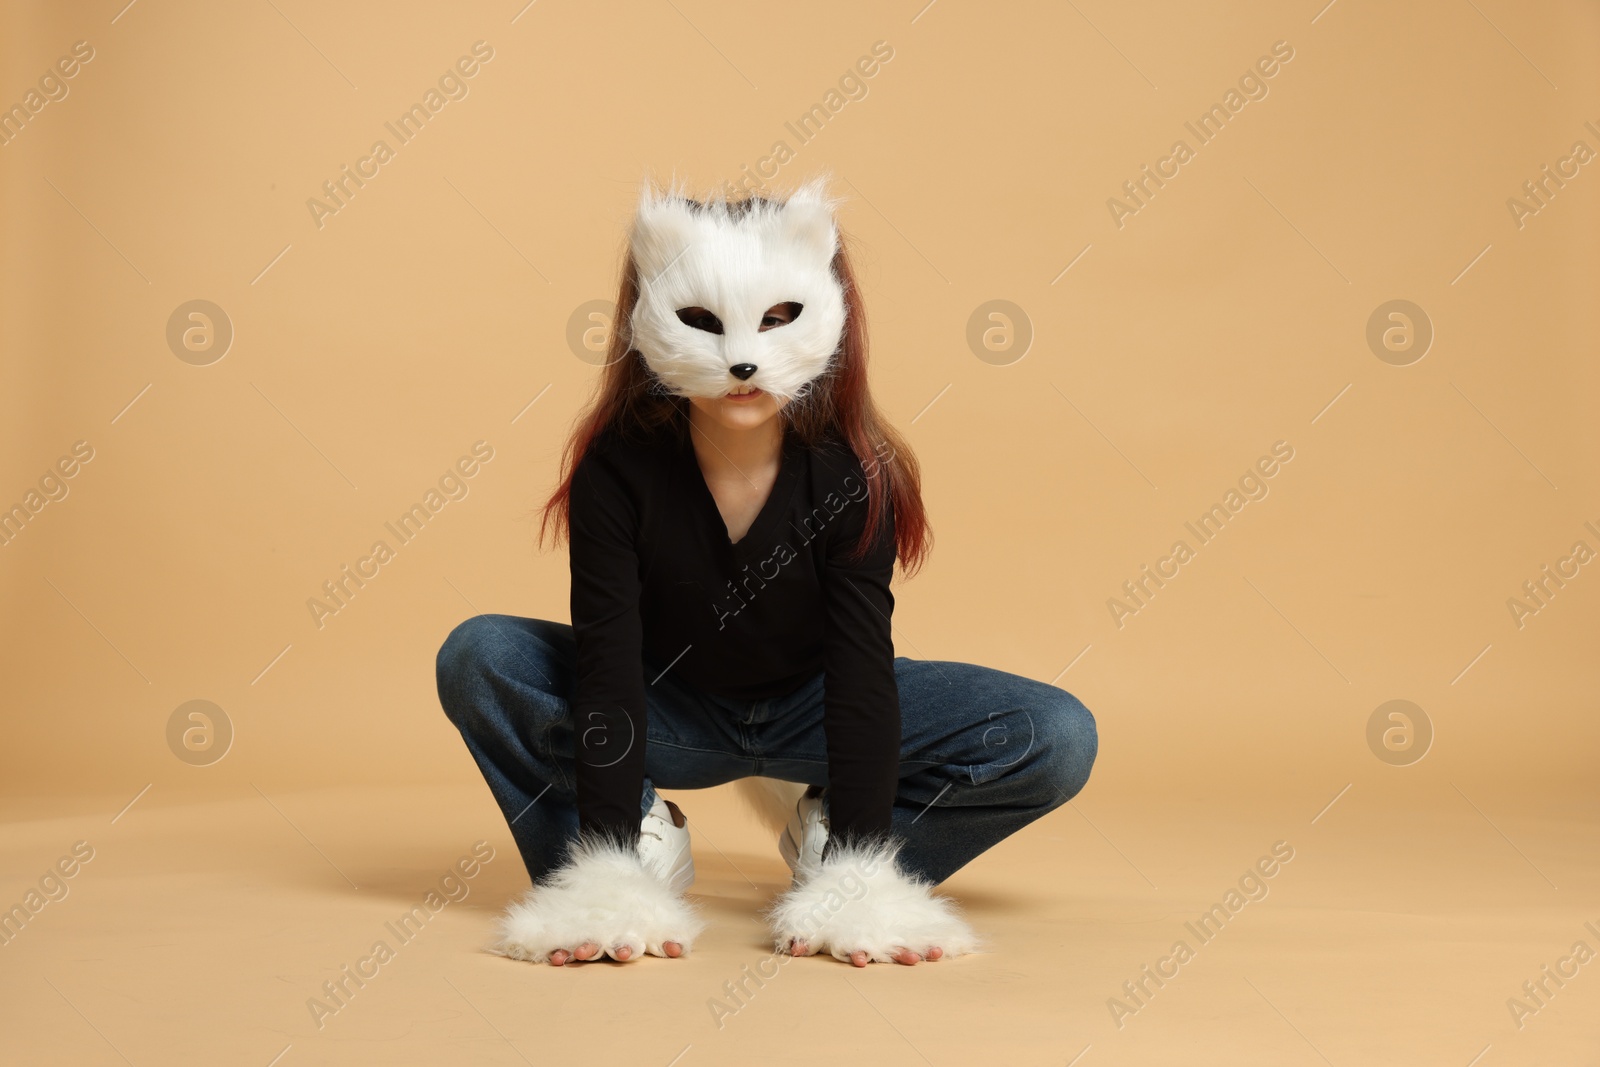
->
[728, 363, 758, 381]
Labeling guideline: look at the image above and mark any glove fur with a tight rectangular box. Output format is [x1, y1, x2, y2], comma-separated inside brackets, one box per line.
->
[764, 835, 984, 963]
[493, 829, 706, 963]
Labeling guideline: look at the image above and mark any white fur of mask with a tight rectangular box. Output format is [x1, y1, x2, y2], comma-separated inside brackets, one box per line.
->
[627, 176, 847, 404]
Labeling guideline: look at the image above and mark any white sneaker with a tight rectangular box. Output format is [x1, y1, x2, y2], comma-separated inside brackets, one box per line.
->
[637, 795, 695, 893]
[778, 786, 830, 877]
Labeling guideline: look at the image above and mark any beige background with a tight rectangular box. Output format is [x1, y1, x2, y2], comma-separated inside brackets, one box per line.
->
[2, 1, 1596, 1064]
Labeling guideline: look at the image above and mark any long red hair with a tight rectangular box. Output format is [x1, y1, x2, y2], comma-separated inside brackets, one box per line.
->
[538, 193, 931, 575]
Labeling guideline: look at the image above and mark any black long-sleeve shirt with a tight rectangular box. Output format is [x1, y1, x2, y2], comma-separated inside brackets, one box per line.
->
[566, 415, 901, 851]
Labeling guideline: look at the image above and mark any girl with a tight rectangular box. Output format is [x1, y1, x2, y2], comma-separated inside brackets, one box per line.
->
[435, 175, 1098, 967]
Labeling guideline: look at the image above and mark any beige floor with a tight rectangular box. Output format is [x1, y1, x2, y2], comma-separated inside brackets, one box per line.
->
[1, 780, 1595, 1066]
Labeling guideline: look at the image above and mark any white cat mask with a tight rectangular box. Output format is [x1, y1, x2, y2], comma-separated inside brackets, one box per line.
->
[626, 176, 847, 404]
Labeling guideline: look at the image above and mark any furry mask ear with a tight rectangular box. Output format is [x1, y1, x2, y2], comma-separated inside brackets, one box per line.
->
[626, 175, 847, 404]
[776, 176, 843, 265]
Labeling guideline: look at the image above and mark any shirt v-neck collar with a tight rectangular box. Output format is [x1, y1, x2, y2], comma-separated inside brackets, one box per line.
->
[679, 419, 802, 554]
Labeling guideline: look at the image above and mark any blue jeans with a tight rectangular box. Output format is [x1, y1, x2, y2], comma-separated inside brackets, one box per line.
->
[435, 614, 1098, 887]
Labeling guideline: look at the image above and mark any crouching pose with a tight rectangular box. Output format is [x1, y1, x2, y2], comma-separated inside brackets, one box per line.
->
[434, 174, 1098, 966]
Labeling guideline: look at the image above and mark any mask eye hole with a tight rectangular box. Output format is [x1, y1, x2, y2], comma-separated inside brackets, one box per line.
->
[760, 302, 803, 332]
[675, 306, 724, 335]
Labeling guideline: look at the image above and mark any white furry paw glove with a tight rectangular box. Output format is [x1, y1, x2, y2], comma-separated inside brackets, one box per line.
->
[764, 836, 984, 963]
[494, 831, 706, 964]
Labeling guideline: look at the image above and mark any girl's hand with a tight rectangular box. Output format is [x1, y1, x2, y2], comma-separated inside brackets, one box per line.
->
[548, 940, 686, 965]
[787, 938, 946, 966]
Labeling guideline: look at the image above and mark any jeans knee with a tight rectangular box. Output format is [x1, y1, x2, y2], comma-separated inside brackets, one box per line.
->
[436, 615, 569, 734]
[1039, 689, 1098, 803]
[435, 614, 504, 727]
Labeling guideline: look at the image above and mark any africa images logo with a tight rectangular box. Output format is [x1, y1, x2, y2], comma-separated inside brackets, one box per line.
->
[305, 41, 495, 230]
[708, 440, 895, 631]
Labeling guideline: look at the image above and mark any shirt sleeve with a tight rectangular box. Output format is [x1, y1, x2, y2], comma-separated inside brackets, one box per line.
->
[817, 459, 902, 856]
[567, 448, 647, 845]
